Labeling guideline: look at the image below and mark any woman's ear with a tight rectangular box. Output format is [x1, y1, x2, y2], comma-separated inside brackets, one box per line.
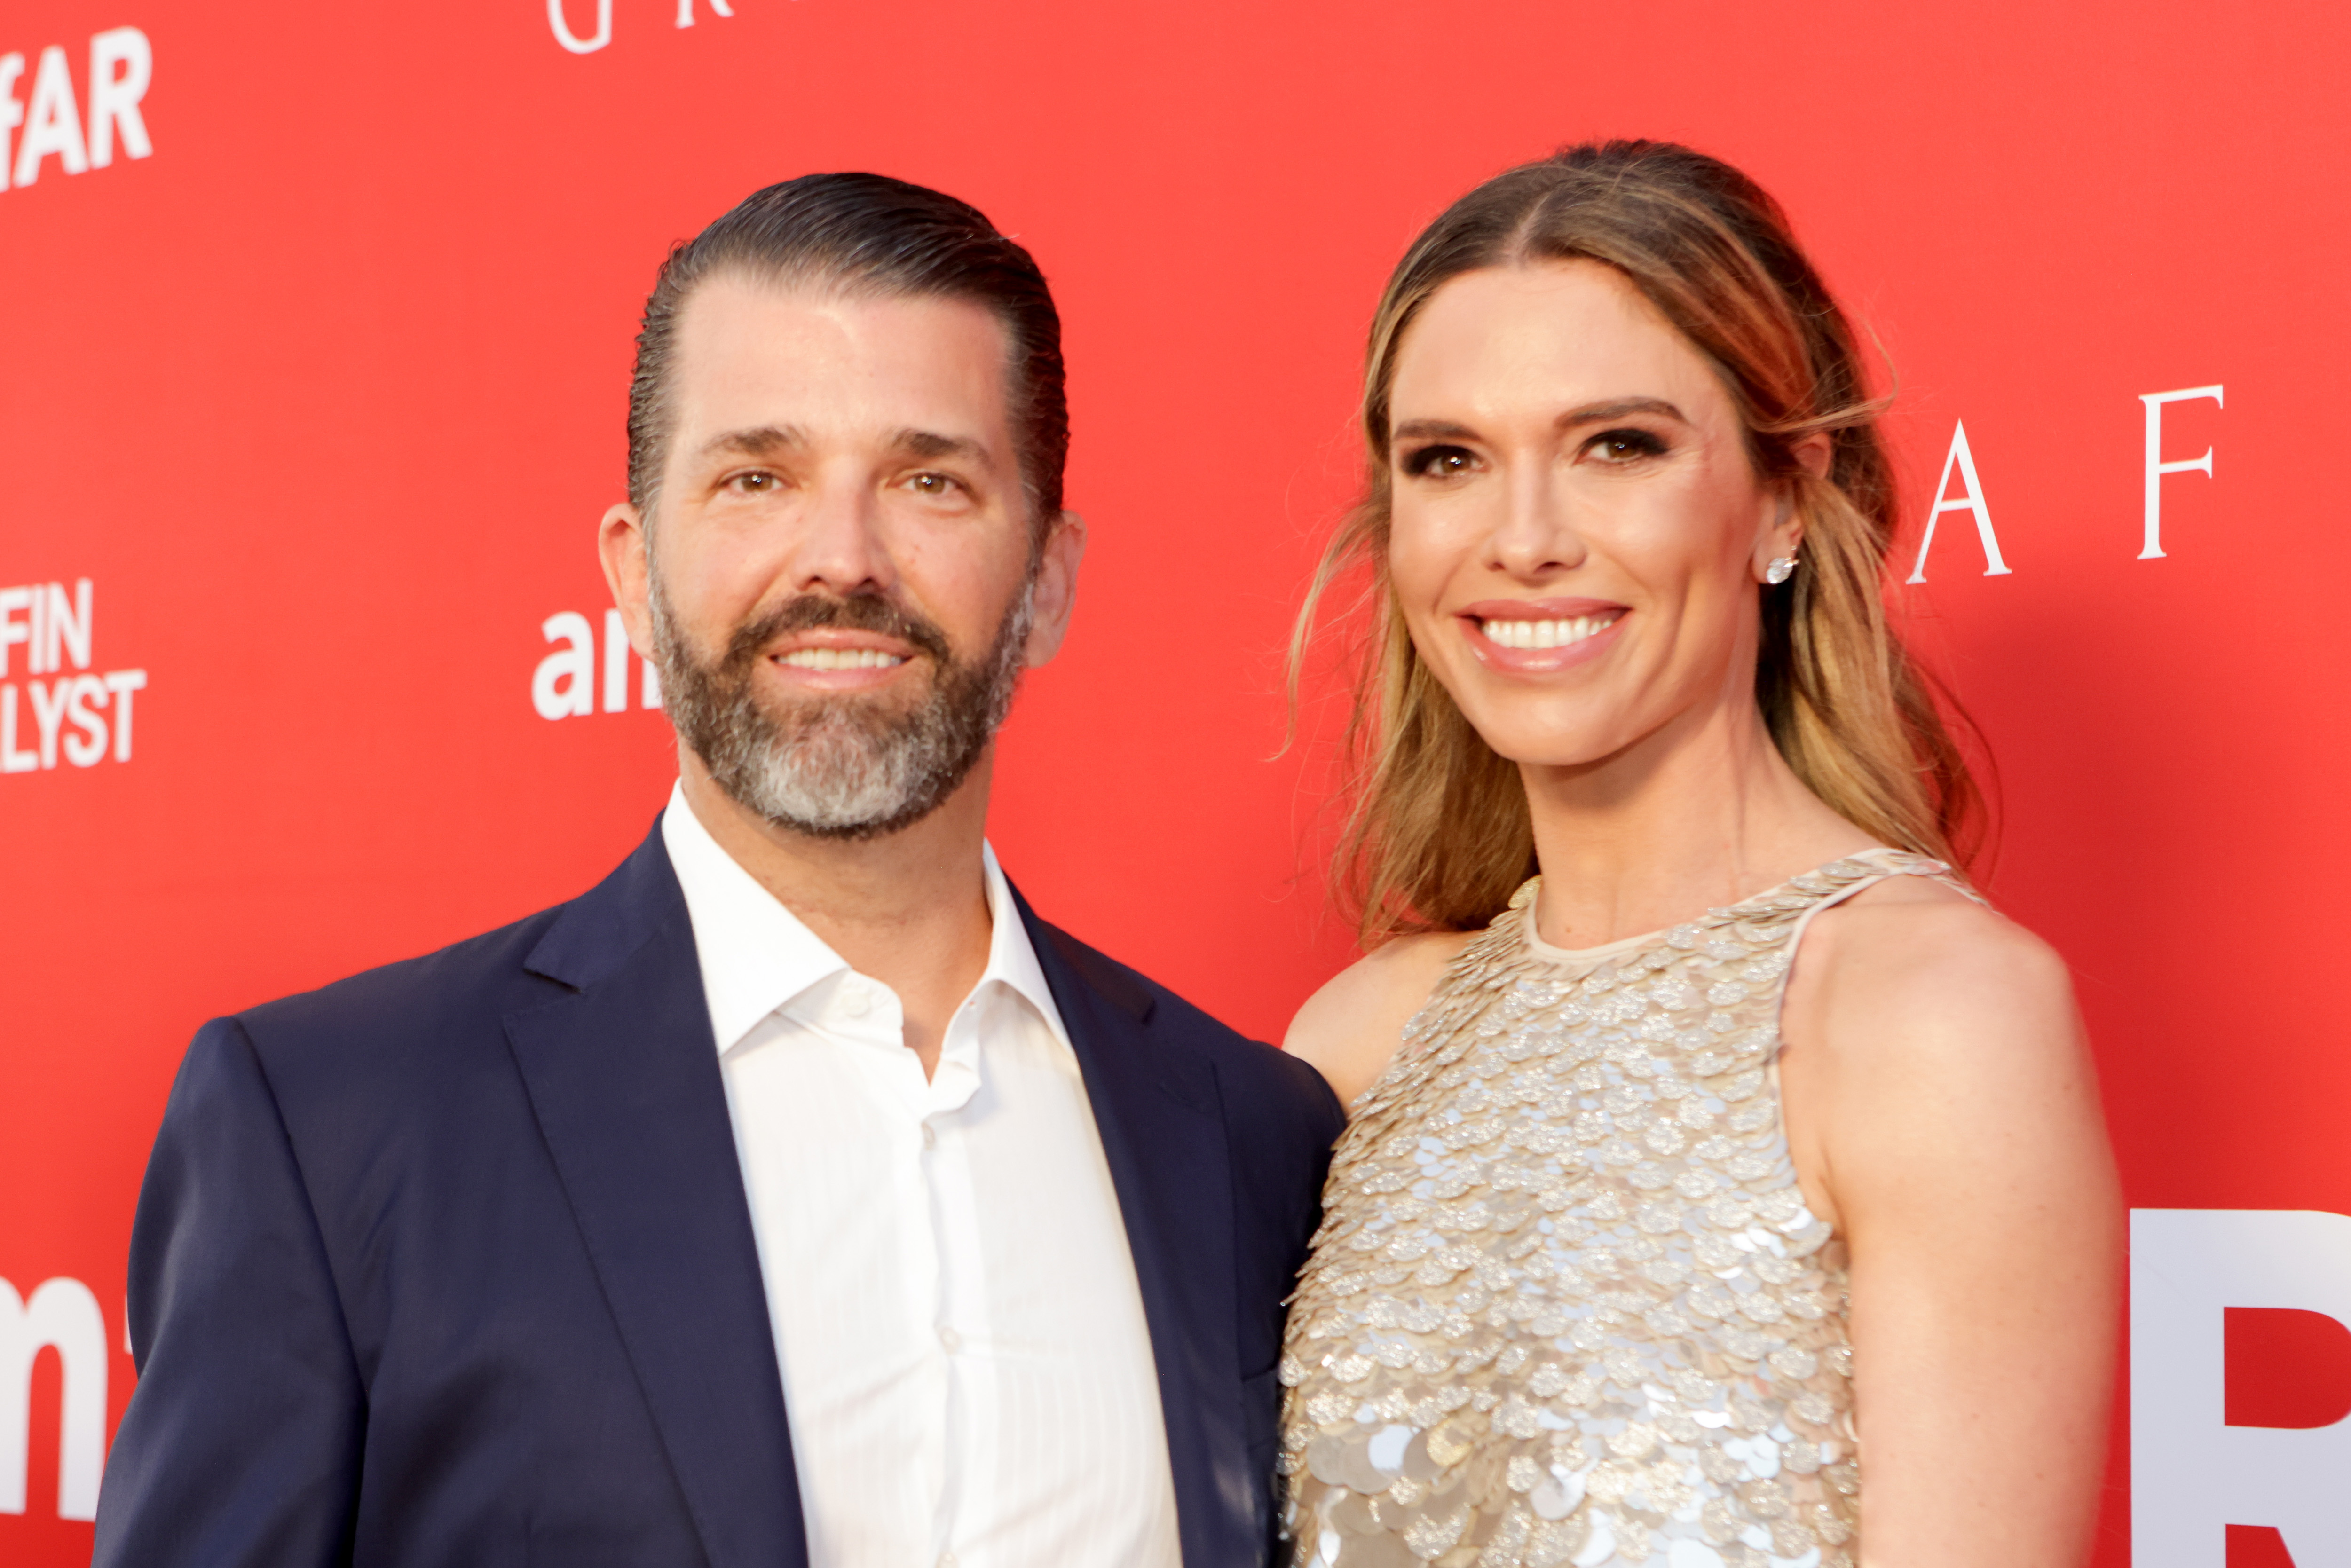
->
[1791, 431, 1833, 481]
[1756, 433, 1831, 582]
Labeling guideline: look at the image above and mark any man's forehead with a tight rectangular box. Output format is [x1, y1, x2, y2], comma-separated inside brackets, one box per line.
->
[669, 275, 1016, 450]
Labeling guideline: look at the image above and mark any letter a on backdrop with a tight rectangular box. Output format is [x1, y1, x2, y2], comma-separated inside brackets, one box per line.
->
[1906, 420, 2012, 583]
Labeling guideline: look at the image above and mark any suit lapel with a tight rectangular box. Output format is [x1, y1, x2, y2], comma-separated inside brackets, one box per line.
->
[505, 828, 807, 1568]
[1018, 892, 1255, 1568]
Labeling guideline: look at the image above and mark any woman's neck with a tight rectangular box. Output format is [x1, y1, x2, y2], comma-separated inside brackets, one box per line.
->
[1518, 697, 1876, 950]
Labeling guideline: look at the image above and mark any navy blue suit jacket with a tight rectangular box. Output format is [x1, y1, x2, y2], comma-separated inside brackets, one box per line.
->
[93, 826, 1343, 1568]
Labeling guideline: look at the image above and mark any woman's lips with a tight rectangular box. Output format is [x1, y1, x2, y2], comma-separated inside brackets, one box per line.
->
[1459, 599, 1628, 673]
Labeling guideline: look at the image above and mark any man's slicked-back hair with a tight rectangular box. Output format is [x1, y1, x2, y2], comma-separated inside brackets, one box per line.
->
[626, 172, 1068, 531]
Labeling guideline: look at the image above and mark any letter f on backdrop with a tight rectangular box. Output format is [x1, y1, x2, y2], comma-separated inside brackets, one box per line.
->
[2138, 385, 2223, 560]
[2132, 1209, 2351, 1567]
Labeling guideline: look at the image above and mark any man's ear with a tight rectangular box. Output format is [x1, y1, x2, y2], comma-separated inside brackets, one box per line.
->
[1021, 510, 1088, 669]
[599, 502, 655, 658]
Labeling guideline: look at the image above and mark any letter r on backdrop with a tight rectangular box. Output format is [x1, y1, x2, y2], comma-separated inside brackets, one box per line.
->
[2132, 1209, 2351, 1567]
[87, 29, 154, 169]
[2138, 386, 2223, 560]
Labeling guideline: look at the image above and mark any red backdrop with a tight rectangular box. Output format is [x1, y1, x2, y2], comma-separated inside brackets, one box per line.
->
[5, 1, 2349, 1562]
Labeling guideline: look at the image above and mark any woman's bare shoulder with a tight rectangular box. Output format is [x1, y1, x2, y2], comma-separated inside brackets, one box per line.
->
[1807, 878, 2074, 1026]
[1285, 930, 1476, 1109]
[1792, 875, 2082, 1095]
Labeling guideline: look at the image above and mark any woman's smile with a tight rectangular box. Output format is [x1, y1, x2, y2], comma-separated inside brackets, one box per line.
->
[1458, 598, 1627, 674]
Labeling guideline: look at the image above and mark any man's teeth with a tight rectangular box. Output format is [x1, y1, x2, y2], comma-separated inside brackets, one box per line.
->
[1481, 615, 1617, 650]
[778, 647, 908, 670]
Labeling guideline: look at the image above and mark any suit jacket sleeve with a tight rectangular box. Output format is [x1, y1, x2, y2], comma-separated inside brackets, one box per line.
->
[93, 1017, 366, 1568]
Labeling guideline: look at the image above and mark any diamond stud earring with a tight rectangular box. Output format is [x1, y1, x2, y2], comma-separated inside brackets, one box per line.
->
[1765, 556, 1798, 585]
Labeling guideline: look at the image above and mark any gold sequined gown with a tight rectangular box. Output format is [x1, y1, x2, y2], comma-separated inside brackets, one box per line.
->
[1280, 851, 1965, 1568]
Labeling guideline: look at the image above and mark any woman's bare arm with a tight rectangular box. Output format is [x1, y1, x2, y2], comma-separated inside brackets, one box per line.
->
[1785, 893, 2122, 1567]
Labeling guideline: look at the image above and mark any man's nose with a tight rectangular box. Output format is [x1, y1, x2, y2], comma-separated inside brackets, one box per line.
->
[788, 469, 896, 597]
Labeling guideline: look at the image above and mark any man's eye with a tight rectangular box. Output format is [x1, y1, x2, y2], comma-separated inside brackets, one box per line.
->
[1405, 445, 1477, 478]
[1587, 429, 1667, 462]
[907, 472, 960, 496]
[729, 472, 777, 493]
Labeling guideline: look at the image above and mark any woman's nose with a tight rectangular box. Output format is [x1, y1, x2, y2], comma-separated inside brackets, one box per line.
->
[1487, 465, 1586, 579]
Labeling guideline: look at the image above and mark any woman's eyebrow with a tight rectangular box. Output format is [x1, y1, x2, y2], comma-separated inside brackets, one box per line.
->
[1558, 397, 1686, 428]
[1392, 400, 1689, 445]
[1391, 418, 1482, 442]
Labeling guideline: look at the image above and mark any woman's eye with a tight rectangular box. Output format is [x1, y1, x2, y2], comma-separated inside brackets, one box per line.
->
[1587, 428, 1667, 463]
[1405, 445, 1477, 478]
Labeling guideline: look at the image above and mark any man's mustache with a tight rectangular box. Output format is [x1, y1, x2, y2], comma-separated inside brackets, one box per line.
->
[719, 593, 955, 675]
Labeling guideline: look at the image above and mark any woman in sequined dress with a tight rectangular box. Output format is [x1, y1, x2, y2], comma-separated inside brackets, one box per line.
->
[1278, 143, 2121, 1568]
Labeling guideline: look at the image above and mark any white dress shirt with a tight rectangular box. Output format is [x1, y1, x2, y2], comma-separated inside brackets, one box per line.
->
[661, 786, 1183, 1568]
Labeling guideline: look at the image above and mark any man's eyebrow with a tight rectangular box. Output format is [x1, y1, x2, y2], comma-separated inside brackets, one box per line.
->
[697, 425, 805, 460]
[1390, 400, 1690, 444]
[891, 428, 997, 471]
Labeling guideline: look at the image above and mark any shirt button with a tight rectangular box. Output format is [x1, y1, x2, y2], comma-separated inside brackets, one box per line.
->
[939, 1555, 958, 1568]
[839, 986, 871, 1018]
[921, 1123, 937, 1150]
[938, 1325, 962, 1354]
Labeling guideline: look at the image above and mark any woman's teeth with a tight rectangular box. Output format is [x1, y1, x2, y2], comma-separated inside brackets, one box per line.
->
[778, 647, 907, 670]
[1480, 615, 1617, 650]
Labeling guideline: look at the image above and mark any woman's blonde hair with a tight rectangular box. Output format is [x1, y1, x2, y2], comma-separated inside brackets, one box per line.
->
[1295, 140, 1982, 944]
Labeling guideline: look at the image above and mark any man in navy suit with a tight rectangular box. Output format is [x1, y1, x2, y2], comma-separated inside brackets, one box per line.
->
[93, 173, 1343, 1568]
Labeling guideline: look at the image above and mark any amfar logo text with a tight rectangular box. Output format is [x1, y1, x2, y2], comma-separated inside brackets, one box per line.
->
[533, 608, 662, 720]
[0, 580, 149, 774]
[549, 0, 741, 55]
[0, 1275, 107, 1522]
[0, 28, 152, 196]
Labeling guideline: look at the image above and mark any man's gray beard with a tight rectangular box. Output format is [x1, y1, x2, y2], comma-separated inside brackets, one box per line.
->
[649, 573, 1033, 841]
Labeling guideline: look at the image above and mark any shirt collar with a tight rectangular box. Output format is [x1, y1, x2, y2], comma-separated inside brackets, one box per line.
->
[976, 838, 1069, 1050]
[660, 782, 1068, 1056]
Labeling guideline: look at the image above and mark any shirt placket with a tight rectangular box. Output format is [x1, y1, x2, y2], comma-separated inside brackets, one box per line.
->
[925, 981, 998, 1568]
[826, 970, 955, 1564]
